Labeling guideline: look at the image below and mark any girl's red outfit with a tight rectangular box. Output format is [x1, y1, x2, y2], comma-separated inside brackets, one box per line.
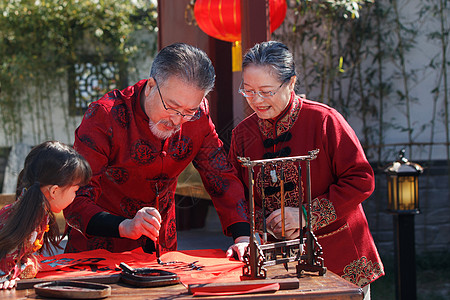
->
[64, 79, 249, 253]
[229, 93, 384, 287]
[0, 201, 49, 283]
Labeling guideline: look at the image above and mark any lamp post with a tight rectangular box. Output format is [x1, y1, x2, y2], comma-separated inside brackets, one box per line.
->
[384, 149, 423, 300]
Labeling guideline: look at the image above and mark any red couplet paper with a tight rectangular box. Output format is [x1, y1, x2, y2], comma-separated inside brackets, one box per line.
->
[191, 282, 280, 296]
[36, 248, 244, 287]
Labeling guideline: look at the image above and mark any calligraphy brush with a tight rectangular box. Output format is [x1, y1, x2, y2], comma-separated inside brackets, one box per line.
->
[155, 183, 162, 264]
[261, 164, 267, 244]
[280, 168, 288, 271]
[298, 165, 304, 247]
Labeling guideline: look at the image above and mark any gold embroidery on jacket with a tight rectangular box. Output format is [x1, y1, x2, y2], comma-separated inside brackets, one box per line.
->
[342, 256, 384, 287]
[257, 95, 301, 138]
[311, 197, 337, 231]
[317, 223, 349, 239]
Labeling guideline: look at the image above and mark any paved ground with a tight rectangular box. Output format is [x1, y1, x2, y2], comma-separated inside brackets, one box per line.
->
[177, 207, 232, 251]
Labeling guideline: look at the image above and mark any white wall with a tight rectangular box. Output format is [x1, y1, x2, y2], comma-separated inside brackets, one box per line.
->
[0, 30, 156, 148]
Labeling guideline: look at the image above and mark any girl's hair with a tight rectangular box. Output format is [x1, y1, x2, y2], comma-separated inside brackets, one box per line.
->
[242, 41, 296, 84]
[0, 141, 92, 258]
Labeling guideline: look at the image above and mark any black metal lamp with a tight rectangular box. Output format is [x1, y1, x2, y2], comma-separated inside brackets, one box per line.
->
[384, 149, 423, 300]
[385, 149, 423, 213]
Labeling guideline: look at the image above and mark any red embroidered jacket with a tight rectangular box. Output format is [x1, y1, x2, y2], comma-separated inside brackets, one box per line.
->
[229, 93, 384, 287]
[64, 79, 248, 253]
[0, 202, 49, 282]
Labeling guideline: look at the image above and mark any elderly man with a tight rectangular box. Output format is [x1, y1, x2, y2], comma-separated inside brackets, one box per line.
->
[64, 43, 250, 258]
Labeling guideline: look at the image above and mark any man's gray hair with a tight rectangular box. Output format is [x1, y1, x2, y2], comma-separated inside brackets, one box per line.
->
[150, 43, 215, 94]
[242, 41, 296, 83]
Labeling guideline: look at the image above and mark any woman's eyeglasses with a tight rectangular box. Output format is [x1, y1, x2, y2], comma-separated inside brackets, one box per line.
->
[154, 78, 200, 121]
[238, 81, 285, 99]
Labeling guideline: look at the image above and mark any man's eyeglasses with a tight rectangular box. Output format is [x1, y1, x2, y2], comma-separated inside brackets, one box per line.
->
[238, 81, 285, 99]
[154, 78, 200, 121]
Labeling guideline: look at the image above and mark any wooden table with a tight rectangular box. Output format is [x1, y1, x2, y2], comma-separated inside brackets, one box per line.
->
[2, 263, 363, 299]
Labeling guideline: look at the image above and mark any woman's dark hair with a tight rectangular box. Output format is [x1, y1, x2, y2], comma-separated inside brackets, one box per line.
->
[0, 141, 92, 258]
[242, 41, 296, 83]
[150, 42, 216, 94]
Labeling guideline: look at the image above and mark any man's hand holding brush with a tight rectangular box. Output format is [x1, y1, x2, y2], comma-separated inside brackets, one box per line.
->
[119, 207, 161, 241]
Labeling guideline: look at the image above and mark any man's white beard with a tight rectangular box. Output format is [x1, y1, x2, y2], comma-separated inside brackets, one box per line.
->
[149, 119, 181, 139]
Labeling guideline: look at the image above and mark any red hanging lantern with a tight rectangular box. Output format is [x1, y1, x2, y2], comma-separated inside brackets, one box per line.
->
[194, 0, 287, 71]
[194, 0, 287, 43]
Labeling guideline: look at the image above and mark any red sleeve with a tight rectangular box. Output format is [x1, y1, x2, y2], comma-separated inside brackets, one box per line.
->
[192, 106, 249, 236]
[229, 125, 266, 232]
[63, 103, 113, 235]
[312, 110, 374, 229]
[228, 130, 244, 183]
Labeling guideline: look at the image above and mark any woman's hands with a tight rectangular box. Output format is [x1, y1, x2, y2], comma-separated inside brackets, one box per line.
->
[226, 236, 250, 261]
[266, 207, 305, 240]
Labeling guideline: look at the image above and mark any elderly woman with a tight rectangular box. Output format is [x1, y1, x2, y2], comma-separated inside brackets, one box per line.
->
[228, 41, 384, 298]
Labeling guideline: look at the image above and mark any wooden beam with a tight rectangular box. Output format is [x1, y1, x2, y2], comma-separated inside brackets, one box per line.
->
[240, 0, 271, 53]
[237, 0, 272, 120]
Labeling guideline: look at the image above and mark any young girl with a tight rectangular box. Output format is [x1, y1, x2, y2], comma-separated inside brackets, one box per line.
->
[0, 141, 92, 289]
